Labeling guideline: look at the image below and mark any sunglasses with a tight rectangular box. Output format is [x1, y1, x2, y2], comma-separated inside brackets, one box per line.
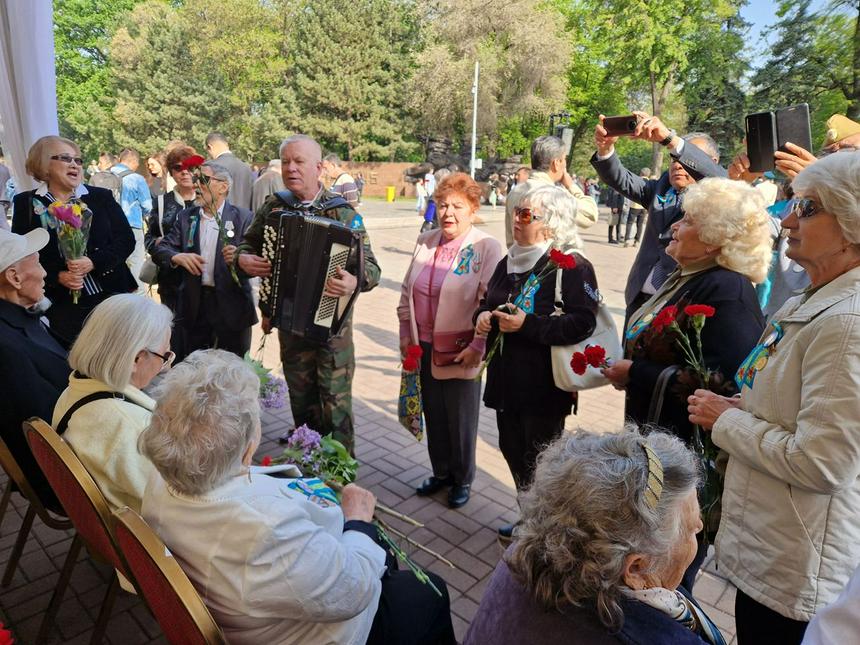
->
[147, 349, 176, 370]
[170, 164, 187, 173]
[790, 198, 823, 220]
[192, 175, 225, 184]
[51, 154, 84, 166]
[514, 207, 543, 224]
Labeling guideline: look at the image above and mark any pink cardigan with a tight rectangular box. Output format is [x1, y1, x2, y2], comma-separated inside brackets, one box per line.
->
[398, 227, 504, 380]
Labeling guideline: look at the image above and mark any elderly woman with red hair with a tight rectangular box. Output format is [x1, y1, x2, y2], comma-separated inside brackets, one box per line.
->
[398, 172, 503, 508]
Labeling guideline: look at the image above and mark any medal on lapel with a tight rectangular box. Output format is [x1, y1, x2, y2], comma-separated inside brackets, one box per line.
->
[187, 215, 199, 249]
[735, 322, 784, 390]
[225, 220, 235, 239]
[453, 244, 475, 275]
[625, 299, 670, 342]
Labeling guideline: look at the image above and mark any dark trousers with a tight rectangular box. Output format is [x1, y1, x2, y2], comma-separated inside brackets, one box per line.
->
[181, 288, 251, 361]
[625, 208, 645, 242]
[367, 568, 456, 645]
[496, 409, 565, 491]
[735, 588, 808, 645]
[420, 341, 480, 485]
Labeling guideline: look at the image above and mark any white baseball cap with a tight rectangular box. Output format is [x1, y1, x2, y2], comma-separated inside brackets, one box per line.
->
[0, 228, 50, 273]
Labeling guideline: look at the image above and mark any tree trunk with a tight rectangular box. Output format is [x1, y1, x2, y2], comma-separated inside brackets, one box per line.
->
[649, 69, 675, 173]
[849, 4, 860, 120]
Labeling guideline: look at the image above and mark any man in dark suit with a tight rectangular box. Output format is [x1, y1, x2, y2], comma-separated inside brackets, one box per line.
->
[0, 228, 70, 511]
[205, 132, 255, 210]
[153, 161, 257, 360]
[590, 112, 727, 319]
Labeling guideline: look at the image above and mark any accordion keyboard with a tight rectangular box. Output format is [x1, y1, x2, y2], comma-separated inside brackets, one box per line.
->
[314, 243, 351, 328]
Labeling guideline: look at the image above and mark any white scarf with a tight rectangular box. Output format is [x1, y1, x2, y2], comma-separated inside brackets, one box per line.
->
[621, 586, 726, 645]
[506, 240, 552, 274]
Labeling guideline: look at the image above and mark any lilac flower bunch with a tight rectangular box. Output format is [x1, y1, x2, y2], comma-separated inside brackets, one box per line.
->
[260, 373, 288, 409]
[273, 424, 358, 484]
[284, 424, 324, 473]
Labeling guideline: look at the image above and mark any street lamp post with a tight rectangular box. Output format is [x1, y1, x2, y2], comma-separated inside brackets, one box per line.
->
[470, 61, 479, 178]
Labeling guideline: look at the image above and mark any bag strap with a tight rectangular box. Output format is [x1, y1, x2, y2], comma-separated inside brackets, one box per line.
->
[553, 268, 565, 313]
[646, 365, 680, 425]
[157, 193, 165, 237]
[55, 391, 126, 435]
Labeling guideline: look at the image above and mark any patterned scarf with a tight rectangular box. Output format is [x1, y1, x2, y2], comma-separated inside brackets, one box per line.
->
[622, 586, 726, 645]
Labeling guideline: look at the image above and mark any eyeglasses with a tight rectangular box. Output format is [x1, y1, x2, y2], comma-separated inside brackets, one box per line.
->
[789, 198, 824, 219]
[50, 154, 84, 166]
[514, 207, 543, 224]
[147, 349, 176, 370]
[192, 175, 225, 185]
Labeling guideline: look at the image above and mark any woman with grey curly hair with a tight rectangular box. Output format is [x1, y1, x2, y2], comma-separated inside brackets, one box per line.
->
[474, 184, 599, 540]
[465, 428, 726, 645]
[688, 152, 860, 643]
[139, 349, 455, 645]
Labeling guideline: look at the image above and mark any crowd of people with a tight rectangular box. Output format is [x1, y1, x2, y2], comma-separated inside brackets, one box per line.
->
[0, 109, 859, 644]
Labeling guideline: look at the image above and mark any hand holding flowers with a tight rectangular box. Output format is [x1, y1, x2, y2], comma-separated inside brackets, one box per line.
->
[46, 200, 93, 304]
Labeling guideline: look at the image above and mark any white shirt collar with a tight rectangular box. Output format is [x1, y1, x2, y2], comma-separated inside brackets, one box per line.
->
[35, 182, 89, 198]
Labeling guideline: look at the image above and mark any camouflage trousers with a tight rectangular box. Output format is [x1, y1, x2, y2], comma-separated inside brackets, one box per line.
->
[278, 329, 355, 453]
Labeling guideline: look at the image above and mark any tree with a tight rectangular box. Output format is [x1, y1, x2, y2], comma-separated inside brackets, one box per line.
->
[683, 7, 750, 158]
[409, 0, 571, 156]
[108, 1, 231, 156]
[53, 0, 142, 157]
[750, 0, 857, 139]
[595, 0, 737, 171]
[289, 0, 421, 161]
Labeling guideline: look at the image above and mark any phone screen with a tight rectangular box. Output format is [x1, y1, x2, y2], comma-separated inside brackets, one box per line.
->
[745, 111, 777, 173]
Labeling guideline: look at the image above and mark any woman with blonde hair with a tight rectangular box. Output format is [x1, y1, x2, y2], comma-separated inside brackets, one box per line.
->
[603, 177, 771, 589]
[12, 135, 136, 346]
[52, 294, 173, 511]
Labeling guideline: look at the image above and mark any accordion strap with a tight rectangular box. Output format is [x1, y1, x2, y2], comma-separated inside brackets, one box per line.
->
[274, 190, 351, 212]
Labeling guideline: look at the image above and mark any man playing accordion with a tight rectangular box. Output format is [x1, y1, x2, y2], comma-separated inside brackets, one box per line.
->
[236, 135, 381, 453]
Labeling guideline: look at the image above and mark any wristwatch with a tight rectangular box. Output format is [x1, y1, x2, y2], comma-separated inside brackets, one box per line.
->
[659, 129, 676, 147]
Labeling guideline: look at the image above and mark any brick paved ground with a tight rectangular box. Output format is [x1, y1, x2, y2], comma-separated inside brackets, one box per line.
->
[0, 201, 736, 643]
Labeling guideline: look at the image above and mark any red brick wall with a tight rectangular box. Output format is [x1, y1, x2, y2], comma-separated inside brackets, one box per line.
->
[345, 162, 415, 198]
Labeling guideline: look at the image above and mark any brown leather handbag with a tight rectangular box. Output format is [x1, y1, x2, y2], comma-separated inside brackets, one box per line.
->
[432, 330, 475, 366]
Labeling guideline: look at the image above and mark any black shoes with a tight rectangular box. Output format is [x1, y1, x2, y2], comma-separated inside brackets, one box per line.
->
[447, 484, 471, 509]
[416, 476, 453, 496]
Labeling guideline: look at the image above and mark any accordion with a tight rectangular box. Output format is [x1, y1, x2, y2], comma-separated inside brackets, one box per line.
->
[259, 210, 364, 343]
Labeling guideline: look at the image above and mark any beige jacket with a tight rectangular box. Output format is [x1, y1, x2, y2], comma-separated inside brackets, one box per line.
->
[53, 374, 156, 512]
[504, 171, 598, 247]
[713, 266, 860, 621]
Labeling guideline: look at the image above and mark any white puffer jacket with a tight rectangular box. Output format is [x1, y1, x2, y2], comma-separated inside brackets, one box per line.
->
[714, 266, 860, 621]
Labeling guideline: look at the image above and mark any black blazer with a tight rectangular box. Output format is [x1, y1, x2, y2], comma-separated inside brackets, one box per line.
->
[11, 186, 137, 305]
[144, 191, 196, 295]
[625, 267, 764, 446]
[0, 299, 70, 510]
[476, 252, 599, 417]
[152, 202, 258, 332]
[591, 143, 727, 313]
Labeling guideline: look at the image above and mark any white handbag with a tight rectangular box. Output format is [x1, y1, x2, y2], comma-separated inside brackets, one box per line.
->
[550, 268, 622, 391]
[139, 194, 164, 285]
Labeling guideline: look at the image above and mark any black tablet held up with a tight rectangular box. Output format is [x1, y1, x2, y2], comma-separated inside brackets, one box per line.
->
[776, 103, 812, 154]
[746, 111, 777, 172]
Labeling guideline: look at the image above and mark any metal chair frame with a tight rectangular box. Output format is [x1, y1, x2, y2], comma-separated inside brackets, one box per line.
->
[113, 506, 226, 645]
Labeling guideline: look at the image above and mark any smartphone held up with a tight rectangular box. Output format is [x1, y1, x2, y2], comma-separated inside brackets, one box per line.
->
[745, 103, 812, 172]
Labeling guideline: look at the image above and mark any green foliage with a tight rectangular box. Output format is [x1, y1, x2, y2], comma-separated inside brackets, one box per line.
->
[289, 0, 421, 161]
[751, 0, 858, 143]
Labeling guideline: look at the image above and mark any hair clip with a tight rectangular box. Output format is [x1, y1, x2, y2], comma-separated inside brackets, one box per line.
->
[642, 444, 664, 510]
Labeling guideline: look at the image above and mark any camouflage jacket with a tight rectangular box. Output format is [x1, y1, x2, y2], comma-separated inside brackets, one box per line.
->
[237, 187, 381, 292]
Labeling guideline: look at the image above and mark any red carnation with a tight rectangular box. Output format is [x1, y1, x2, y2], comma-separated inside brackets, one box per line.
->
[583, 344, 607, 368]
[549, 249, 577, 270]
[260, 455, 272, 467]
[179, 154, 206, 171]
[652, 305, 678, 332]
[406, 344, 423, 359]
[570, 351, 588, 375]
[684, 304, 716, 318]
[403, 356, 419, 372]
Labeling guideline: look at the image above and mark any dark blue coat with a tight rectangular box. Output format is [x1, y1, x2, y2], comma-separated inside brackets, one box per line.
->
[152, 202, 257, 333]
[0, 299, 70, 510]
[465, 559, 717, 645]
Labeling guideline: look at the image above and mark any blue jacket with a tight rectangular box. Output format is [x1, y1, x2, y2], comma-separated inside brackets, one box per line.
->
[111, 164, 152, 228]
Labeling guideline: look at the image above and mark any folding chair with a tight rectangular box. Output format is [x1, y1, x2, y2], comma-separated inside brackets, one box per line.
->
[113, 506, 226, 645]
[0, 435, 72, 586]
[24, 418, 135, 644]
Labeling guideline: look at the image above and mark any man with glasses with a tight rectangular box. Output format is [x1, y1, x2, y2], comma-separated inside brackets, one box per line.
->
[236, 134, 380, 454]
[152, 161, 257, 361]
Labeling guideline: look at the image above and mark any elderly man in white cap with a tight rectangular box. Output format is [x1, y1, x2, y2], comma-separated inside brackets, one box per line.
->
[0, 228, 70, 511]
